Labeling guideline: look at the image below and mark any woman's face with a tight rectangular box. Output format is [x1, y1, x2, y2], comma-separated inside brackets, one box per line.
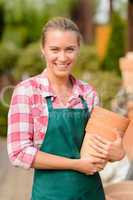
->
[41, 29, 80, 78]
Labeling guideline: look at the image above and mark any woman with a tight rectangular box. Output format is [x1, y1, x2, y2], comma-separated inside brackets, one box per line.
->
[7, 17, 125, 200]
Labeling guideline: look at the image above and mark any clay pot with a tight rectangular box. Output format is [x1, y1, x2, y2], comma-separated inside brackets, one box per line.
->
[127, 101, 133, 120]
[80, 106, 130, 158]
[87, 106, 130, 135]
[104, 181, 133, 200]
[119, 53, 133, 93]
[123, 120, 133, 160]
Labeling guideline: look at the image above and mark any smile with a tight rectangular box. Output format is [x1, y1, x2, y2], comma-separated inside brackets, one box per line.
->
[54, 63, 70, 69]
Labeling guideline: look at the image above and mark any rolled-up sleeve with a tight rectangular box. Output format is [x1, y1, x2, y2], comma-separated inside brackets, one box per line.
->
[7, 84, 38, 169]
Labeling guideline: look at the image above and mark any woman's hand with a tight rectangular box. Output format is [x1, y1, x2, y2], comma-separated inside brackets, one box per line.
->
[87, 132, 125, 162]
[106, 131, 126, 162]
[73, 155, 106, 175]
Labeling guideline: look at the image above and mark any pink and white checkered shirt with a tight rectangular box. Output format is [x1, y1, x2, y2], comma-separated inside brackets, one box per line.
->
[7, 69, 99, 169]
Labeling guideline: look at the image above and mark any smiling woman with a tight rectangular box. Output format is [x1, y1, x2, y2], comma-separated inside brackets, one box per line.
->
[42, 30, 79, 79]
[41, 18, 80, 79]
[7, 17, 125, 200]
[41, 29, 80, 105]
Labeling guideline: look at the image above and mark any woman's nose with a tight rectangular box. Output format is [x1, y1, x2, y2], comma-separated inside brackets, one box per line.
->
[58, 51, 67, 61]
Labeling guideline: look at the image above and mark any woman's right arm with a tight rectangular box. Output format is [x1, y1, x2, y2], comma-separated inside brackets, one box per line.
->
[32, 150, 106, 175]
[7, 83, 38, 169]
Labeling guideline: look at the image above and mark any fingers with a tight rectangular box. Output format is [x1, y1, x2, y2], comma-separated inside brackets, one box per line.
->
[88, 135, 110, 158]
[92, 156, 106, 164]
[88, 140, 108, 157]
[89, 167, 98, 174]
[89, 151, 105, 159]
[80, 158, 106, 175]
[95, 163, 105, 170]
[83, 133, 124, 167]
[85, 169, 99, 175]
[88, 134, 123, 161]
[92, 134, 110, 145]
[86, 164, 104, 175]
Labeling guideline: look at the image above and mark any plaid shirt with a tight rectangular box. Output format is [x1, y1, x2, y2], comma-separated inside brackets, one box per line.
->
[7, 69, 99, 169]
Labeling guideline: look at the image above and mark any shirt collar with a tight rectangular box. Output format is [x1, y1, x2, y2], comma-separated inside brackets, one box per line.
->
[36, 68, 83, 99]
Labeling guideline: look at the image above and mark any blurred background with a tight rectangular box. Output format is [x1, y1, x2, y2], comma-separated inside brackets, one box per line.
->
[0, 0, 133, 199]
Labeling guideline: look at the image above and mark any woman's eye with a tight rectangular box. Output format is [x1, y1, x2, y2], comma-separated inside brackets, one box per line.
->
[67, 48, 74, 52]
[51, 49, 58, 53]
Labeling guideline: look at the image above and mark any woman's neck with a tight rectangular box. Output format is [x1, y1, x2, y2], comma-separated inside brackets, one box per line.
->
[45, 68, 73, 106]
[46, 68, 72, 89]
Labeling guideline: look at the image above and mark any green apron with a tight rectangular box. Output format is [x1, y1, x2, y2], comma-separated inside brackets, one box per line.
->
[31, 95, 105, 200]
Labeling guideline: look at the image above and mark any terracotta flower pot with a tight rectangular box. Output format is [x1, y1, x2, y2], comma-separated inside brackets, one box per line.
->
[127, 101, 133, 120]
[119, 52, 133, 93]
[123, 120, 133, 160]
[104, 181, 133, 200]
[80, 106, 130, 158]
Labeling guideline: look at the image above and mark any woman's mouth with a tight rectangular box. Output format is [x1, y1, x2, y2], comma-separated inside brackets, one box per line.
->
[54, 63, 71, 70]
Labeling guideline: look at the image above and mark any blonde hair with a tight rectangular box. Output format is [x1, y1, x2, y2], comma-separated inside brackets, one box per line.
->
[41, 17, 82, 47]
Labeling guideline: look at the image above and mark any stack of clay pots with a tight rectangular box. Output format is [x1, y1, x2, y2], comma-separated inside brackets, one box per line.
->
[104, 181, 133, 200]
[123, 120, 133, 160]
[119, 52, 133, 94]
[119, 52, 133, 159]
[80, 106, 130, 158]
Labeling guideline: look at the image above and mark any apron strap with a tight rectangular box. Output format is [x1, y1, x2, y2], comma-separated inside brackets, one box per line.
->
[45, 96, 53, 112]
[79, 95, 88, 110]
